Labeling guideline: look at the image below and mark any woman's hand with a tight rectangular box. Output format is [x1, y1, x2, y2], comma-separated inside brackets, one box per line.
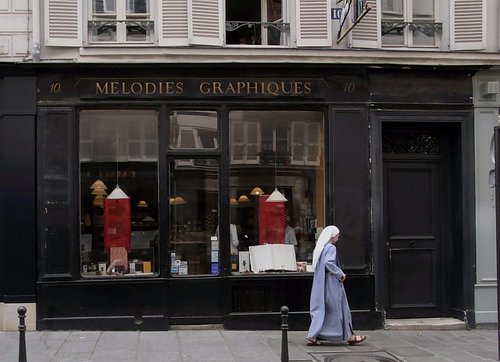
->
[339, 275, 346, 283]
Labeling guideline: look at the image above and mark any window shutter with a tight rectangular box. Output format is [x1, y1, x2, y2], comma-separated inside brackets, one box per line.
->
[158, 0, 189, 46]
[188, 0, 223, 46]
[450, 0, 485, 50]
[44, 0, 82, 47]
[350, 0, 380, 48]
[296, 0, 332, 47]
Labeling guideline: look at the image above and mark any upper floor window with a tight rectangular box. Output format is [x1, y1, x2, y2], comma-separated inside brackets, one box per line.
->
[381, 0, 441, 47]
[88, 0, 154, 43]
[225, 0, 289, 46]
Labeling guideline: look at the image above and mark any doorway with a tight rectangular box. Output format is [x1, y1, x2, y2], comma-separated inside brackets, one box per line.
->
[382, 123, 458, 318]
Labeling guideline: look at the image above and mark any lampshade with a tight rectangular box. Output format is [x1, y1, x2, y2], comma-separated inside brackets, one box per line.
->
[230, 198, 238, 206]
[169, 196, 186, 205]
[266, 188, 288, 203]
[250, 186, 264, 196]
[107, 185, 129, 199]
[91, 187, 107, 196]
[93, 195, 105, 207]
[137, 200, 148, 208]
[237, 195, 250, 202]
[267, 150, 288, 203]
[90, 179, 107, 190]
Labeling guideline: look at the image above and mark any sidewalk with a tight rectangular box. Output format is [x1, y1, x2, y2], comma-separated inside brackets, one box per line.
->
[0, 328, 497, 362]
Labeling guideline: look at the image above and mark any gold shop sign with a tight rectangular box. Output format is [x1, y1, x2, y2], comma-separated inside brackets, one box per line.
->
[76, 78, 328, 98]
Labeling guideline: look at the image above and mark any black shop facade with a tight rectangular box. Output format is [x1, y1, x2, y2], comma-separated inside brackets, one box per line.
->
[1, 65, 477, 330]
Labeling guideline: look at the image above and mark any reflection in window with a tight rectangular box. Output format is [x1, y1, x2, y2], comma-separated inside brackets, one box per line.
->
[226, 0, 289, 45]
[79, 110, 159, 278]
[169, 111, 219, 149]
[88, 0, 153, 43]
[229, 110, 324, 274]
[169, 159, 219, 276]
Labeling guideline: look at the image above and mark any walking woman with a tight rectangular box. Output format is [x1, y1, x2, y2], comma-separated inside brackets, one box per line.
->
[306, 225, 367, 346]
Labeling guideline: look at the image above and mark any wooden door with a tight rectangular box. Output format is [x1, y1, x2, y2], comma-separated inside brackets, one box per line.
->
[382, 127, 451, 318]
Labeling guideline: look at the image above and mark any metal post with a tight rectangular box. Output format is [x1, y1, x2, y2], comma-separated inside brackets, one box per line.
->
[17, 306, 27, 362]
[280, 305, 289, 362]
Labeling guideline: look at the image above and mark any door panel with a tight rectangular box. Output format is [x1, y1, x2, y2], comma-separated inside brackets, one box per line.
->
[384, 161, 442, 318]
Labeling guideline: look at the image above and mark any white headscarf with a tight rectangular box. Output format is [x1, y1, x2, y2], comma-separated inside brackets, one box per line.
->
[312, 225, 340, 270]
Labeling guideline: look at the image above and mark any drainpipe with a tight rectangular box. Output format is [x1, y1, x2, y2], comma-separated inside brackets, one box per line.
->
[31, 0, 40, 61]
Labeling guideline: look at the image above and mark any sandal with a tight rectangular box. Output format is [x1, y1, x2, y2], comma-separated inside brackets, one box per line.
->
[348, 335, 367, 345]
[306, 337, 323, 346]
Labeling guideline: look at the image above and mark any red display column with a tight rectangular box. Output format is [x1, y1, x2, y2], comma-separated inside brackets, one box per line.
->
[258, 196, 285, 244]
[104, 185, 131, 272]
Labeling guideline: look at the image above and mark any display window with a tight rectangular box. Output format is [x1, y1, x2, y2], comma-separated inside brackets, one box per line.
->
[79, 109, 159, 278]
[229, 110, 325, 274]
[169, 158, 219, 276]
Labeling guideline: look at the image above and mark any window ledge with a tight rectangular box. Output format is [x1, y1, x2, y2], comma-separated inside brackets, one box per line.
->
[76, 47, 500, 67]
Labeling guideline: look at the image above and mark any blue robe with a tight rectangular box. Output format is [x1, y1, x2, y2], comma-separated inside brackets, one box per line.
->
[307, 243, 353, 341]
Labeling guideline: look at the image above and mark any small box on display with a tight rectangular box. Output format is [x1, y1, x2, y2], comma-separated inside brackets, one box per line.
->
[239, 251, 250, 272]
[179, 261, 188, 275]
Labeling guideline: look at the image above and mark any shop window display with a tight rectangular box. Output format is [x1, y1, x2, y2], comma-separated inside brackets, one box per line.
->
[229, 110, 324, 274]
[169, 159, 219, 276]
[79, 110, 159, 278]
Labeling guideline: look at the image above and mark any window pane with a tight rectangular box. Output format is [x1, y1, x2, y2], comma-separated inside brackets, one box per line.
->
[126, 22, 152, 42]
[413, 0, 434, 19]
[381, 0, 403, 17]
[169, 159, 219, 276]
[411, 25, 436, 46]
[382, 25, 405, 45]
[127, 0, 149, 14]
[94, 0, 116, 13]
[79, 110, 159, 278]
[225, 0, 288, 45]
[229, 111, 324, 274]
[169, 111, 219, 149]
[88, 22, 117, 42]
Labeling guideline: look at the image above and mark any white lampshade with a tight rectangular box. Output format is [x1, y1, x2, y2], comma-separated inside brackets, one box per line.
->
[230, 198, 238, 206]
[107, 185, 129, 199]
[266, 188, 288, 203]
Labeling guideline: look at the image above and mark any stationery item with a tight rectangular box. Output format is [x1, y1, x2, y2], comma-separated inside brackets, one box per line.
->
[239, 251, 250, 272]
[249, 244, 297, 272]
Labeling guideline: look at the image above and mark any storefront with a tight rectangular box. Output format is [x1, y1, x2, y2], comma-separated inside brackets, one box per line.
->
[0, 64, 477, 330]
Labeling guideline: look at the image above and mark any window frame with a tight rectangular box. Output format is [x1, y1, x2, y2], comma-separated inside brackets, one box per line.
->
[224, 0, 290, 47]
[381, 0, 441, 48]
[85, 0, 155, 46]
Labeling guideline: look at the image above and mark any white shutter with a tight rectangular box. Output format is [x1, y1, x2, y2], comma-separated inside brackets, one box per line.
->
[296, 0, 332, 47]
[188, 0, 223, 46]
[350, 0, 380, 48]
[44, 0, 82, 46]
[158, 0, 189, 46]
[450, 0, 485, 50]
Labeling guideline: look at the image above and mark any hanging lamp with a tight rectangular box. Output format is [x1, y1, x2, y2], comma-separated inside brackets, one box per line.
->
[266, 150, 287, 203]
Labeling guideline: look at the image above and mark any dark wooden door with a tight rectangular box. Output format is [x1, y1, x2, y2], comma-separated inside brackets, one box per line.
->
[382, 127, 451, 318]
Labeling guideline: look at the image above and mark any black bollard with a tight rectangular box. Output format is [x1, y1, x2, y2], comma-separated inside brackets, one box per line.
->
[17, 306, 27, 362]
[280, 305, 289, 362]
